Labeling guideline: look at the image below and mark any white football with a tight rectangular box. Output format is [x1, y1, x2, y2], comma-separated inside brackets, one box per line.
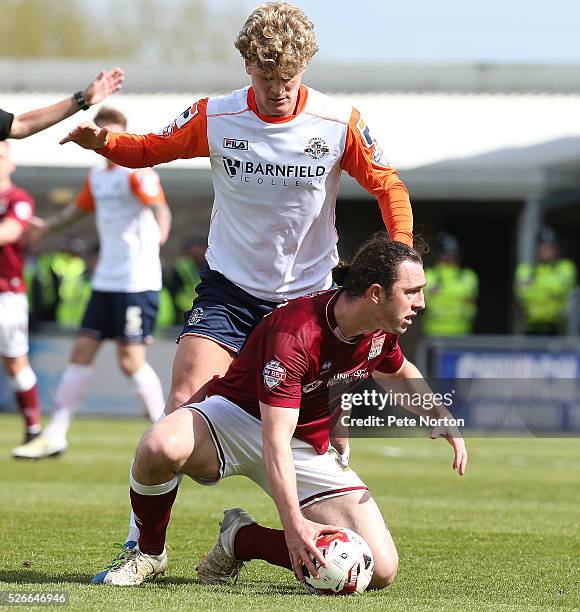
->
[302, 528, 374, 596]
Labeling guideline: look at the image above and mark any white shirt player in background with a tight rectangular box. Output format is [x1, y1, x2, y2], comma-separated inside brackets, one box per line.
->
[13, 107, 172, 460]
[59, 3, 415, 554]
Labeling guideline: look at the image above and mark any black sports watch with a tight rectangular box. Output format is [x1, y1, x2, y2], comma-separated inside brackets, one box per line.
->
[74, 90, 90, 111]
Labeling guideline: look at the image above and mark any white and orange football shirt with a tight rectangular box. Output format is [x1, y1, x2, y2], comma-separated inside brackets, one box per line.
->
[97, 85, 412, 301]
[76, 165, 167, 292]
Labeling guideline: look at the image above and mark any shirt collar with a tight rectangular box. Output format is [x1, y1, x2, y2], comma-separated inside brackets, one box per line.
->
[247, 84, 308, 124]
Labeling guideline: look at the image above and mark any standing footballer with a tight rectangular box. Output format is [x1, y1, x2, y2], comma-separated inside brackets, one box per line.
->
[0, 141, 43, 449]
[60, 2, 414, 553]
[13, 107, 172, 459]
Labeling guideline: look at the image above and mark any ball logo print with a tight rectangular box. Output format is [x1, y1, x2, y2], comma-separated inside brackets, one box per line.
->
[262, 360, 287, 389]
[302, 528, 374, 595]
[304, 137, 330, 160]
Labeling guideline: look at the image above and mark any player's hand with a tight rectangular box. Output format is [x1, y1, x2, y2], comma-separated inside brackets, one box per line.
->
[25, 216, 49, 243]
[284, 518, 340, 583]
[328, 443, 350, 469]
[60, 122, 109, 149]
[83, 68, 124, 106]
[431, 422, 468, 476]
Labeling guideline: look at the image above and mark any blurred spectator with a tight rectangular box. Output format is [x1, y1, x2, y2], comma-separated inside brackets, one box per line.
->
[156, 258, 176, 329]
[168, 235, 207, 324]
[515, 227, 577, 335]
[30, 237, 92, 328]
[424, 232, 479, 336]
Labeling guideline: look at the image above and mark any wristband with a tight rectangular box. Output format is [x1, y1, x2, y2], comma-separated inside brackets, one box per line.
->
[74, 91, 90, 111]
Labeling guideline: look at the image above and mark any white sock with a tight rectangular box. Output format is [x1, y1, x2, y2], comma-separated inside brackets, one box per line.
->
[131, 363, 165, 422]
[126, 512, 141, 545]
[11, 365, 37, 392]
[44, 363, 93, 441]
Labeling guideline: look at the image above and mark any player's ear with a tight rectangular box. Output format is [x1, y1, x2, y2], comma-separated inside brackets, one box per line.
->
[244, 60, 252, 77]
[366, 283, 383, 305]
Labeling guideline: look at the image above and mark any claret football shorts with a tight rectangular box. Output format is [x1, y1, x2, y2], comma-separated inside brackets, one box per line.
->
[183, 395, 368, 508]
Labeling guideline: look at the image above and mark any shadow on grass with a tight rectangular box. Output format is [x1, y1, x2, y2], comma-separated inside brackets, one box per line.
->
[0, 572, 304, 596]
[155, 576, 304, 596]
[0, 570, 93, 584]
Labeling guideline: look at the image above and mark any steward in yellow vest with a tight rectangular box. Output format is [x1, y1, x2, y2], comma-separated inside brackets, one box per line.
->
[515, 227, 576, 334]
[424, 233, 479, 337]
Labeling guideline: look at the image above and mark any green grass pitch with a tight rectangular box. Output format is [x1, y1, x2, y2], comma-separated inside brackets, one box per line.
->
[1, 414, 579, 611]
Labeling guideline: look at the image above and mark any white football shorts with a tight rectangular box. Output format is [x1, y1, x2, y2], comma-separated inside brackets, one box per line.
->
[183, 395, 367, 508]
[0, 292, 29, 358]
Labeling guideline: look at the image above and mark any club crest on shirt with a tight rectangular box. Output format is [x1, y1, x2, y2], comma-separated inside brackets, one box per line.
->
[187, 307, 204, 326]
[263, 360, 287, 389]
[304, 137, 329, 160]
[368, 334, 386, 360]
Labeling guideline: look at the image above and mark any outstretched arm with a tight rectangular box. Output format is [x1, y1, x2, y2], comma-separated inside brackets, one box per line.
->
[9, 68, 124, 139]
[373, 360, 468, 475]
[27, 203, 89, 243]
[60, 98, 210, 169]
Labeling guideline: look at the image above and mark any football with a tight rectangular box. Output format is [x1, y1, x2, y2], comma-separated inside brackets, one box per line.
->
[302, 528, 374, 596]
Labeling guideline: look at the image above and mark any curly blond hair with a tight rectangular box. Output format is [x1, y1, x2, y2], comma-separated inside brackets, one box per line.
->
[235, 3, 318, 80]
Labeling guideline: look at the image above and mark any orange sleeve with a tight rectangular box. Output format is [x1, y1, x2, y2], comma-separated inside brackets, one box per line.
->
[76, 176, 95, 212]
[340, 107, 413, 246]
[129, 169, 167, 206]
[95, 98, 210, 168]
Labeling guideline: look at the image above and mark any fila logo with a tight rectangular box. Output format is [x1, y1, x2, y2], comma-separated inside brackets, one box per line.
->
[223, 138, 249, 150]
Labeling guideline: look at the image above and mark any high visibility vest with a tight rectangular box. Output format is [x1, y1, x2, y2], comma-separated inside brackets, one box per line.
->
[424, 263, 479, 336]
[515, 259, 577, 329]
[35, 253, 59, 314]
[51, 254, 91, 328]
[156, 287, 176, 329]
[173, 257, 202, 314]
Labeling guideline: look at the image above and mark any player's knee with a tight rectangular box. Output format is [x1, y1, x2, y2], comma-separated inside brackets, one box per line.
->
[369, 549, 398, 590]
[118, 355, 138, 377]
[136, 422, 188, 470]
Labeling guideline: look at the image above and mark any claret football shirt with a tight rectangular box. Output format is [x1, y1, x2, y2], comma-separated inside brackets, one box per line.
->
[209, 289, 405, 454]
[0, 184, 34, 293]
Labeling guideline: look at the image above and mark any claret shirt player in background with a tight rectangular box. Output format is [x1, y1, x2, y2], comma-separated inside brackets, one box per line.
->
[0, 141, 42, 447]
